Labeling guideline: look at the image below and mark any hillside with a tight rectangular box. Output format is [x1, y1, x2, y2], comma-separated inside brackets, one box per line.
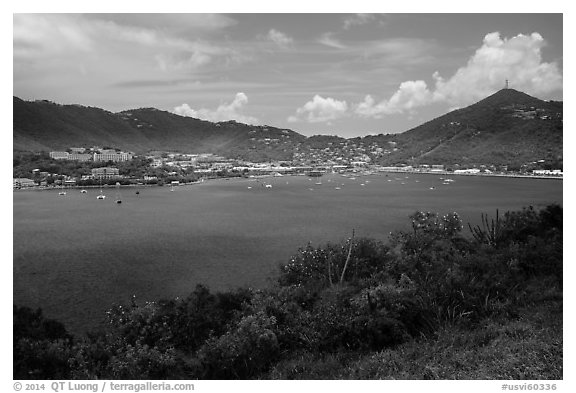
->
[13, 89, 563, 168]
[382, 89, 563, 167]
[13, 97, 306, 160]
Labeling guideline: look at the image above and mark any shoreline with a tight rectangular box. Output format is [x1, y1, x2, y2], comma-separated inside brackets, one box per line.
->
[375, 169, 563, 180]
[13, 171, 563, 192]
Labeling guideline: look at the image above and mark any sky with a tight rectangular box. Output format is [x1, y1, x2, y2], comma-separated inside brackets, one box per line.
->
[13, 12, 563, 138]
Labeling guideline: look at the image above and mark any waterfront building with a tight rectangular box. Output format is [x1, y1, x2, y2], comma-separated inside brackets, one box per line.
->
[13, 178, 36, 188]
[91, 167, 120, 180]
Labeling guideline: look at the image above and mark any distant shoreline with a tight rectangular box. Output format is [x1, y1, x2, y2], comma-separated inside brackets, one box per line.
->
[13, 171, 563, 192]
[375, 170, 563, 180]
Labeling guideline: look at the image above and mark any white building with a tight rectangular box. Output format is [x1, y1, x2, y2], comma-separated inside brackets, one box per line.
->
[50, 151, 69, 160]
[454, 169, 481, 174]
[91, 167, 120, 179]
[68, 153, 92, 161]
[93, 152, 133, 162]
[13, 178, 36, 188]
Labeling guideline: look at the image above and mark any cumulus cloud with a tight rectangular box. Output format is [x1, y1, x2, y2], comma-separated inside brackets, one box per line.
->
[174, 92, 259, 124]
[267, 29, 294, 48]
[432, 32, 562, 107]
[288, 95, 348, 123]
[355, 80, 433, 117]
[354, 32, 562, 118]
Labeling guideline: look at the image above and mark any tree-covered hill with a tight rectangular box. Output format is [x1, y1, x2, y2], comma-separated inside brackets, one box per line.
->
[381, 89, 563, 167]
[13, 89, 562, 168]
[13, 97, 306, 160]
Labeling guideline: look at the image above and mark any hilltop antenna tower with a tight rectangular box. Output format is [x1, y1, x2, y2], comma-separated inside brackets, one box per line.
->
[505, 79, 509, 89]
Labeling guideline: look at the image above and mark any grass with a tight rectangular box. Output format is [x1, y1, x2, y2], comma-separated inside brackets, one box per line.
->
[266, 291, 562, 380]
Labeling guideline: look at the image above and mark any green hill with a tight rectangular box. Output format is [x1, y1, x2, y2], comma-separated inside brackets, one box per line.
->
[382, 89, 563, 167]
[13, 89, 562, 168]
[13, 97, 305, 160]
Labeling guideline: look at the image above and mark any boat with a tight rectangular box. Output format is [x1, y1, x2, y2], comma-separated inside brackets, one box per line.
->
[58, 179, 66, 195]
[80, 189, 87, 193]
[97, 181, 105, 199]
[115, 182, 122, 204]
[96, 184, 106, 199]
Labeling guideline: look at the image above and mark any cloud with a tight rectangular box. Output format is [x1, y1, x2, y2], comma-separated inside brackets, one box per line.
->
[355, 80, 433, 118]
[13, 14, 240, 74]
[317, 32, 346, 49]
[343, 14, 376, 30]
[13, 14, 94, 58]
[355, 32, 562, 118]
[173, 92, 259, 125]
[86, 14, 237, 35]
[288, 95, 348, 123]
[267, 29, 293, 48]
[432, 32, 562, 106]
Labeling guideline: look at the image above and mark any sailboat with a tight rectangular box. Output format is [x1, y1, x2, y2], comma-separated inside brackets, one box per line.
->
[115, 182, 122, 204]
[96, 179, 105, 200]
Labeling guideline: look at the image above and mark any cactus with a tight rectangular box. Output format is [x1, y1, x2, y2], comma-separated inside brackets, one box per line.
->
[468, 209, 503, 247]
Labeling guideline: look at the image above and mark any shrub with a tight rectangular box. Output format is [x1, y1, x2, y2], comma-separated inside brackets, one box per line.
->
[14, 306, 70, 342]
[14, 338, 72, 379]
[105, 342, 180, 379]
[304, 285, 412, 351]
[197, 311, 280, 379]
[279, 238, 390, 288]
[13, 306, 72, 379]
[106, 285, 253, 352]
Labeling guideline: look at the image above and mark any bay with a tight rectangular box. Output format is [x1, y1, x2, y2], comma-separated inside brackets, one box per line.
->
[13, 173, 562, 334]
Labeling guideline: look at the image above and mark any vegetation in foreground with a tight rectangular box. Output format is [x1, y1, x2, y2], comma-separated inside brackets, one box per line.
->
[14, 205, 562, 380]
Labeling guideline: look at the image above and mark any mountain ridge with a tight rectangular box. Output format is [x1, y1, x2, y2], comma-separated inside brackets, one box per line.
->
[13, 89, 562, 168]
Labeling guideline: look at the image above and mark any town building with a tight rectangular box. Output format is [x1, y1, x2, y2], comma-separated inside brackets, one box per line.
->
[13, 178, 36, 188]
[49, 151, 69, 160]
[91, 167, 120, 180]
[93, 152, 133, 162]
[68, 153, 92, 161]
